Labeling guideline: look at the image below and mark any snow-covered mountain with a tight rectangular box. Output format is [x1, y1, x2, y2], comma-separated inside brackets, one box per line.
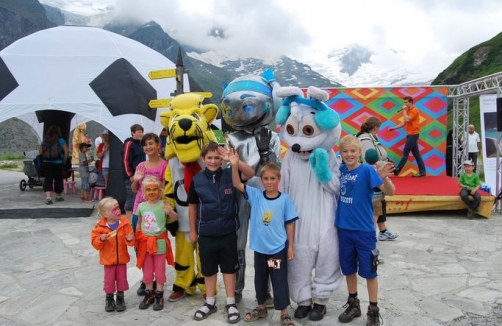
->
[301, 44, 435, 87]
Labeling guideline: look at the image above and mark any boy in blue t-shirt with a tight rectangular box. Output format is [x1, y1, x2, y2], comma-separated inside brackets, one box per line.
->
[230, 150, 298, 326]
[335, 135, 395, 326]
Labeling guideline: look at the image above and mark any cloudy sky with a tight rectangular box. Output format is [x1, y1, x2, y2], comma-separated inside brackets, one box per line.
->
[41, 0, 502, 77]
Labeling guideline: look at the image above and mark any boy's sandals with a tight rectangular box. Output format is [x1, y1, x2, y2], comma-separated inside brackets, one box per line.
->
[193, 302, 217, 321]
[281, 314, 295, 326]
[226, 303, 241, 324]
[244, 306, 268, 322]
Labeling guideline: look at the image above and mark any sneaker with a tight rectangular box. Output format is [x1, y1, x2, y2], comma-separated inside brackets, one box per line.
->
[412, 172, 426, 178]
[168, 290, 186, 302]
[264, 292, 274, 309]
[115, 292, 126, 312]
[338, 297, 361, 323]
[153, 291, 164, 311]
[393, 168, 400, 176]
[45, 198, 53, 205]
[55, 196, 65, 202]
[294, 305, 312, 319]
[378, 230, 399, 241]
[139, 290, 155, 309]
[105, 293, 115, 312]
[467, 208, 474, 219]
[310, 303, 327, 321]
[366, 305, 383, 326]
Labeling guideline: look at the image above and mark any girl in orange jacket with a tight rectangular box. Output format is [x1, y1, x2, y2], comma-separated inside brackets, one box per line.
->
[91, 197, 134, 312]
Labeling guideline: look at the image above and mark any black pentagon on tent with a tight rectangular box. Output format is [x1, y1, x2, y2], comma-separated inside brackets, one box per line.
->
[0, 57, 19, 102]
[90, 58, 157, 120]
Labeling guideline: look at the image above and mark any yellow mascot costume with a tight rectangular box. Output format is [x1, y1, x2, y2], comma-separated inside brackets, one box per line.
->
[161, 93, 218, 301]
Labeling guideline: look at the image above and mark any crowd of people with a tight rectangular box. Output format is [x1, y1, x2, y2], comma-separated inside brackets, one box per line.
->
[41, 95, 477, 326]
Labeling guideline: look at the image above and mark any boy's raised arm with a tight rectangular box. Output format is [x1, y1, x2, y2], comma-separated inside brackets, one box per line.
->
[229, 149, 245, 193]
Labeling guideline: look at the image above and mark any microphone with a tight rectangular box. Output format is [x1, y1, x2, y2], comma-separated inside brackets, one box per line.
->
[397, 105, 406, 113]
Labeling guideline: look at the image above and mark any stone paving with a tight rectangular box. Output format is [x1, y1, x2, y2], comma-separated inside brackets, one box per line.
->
[0, 170, 501, 325]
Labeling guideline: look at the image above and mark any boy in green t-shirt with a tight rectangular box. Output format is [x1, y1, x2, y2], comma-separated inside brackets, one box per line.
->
[458, 160, 482, 218]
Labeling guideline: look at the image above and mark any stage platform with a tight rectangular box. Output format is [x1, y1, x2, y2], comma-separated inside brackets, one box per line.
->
[386, 176, 494, 218]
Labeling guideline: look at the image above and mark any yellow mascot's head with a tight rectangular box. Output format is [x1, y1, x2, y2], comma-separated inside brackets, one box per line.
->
[160, 93, 218, 163]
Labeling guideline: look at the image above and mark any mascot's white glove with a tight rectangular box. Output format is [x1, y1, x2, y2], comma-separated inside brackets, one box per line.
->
[309, 148, 332, 184]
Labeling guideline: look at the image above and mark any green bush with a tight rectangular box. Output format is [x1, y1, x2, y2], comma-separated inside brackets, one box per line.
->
[0, 162, 19, 169]
[0, 152, 24, 160]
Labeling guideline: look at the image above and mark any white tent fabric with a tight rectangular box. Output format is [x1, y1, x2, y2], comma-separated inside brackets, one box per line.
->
[0, 25, 187, 141]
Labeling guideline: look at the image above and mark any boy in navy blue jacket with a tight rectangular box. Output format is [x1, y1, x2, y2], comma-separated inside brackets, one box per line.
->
[187, 142, 254, 324]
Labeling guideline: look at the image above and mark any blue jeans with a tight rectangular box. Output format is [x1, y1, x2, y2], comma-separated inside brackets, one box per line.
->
[396, 134, 426, 174]
[460, 188, 481, 211]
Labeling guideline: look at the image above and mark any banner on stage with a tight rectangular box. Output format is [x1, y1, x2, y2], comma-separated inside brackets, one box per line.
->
[479, 94, 498, 195]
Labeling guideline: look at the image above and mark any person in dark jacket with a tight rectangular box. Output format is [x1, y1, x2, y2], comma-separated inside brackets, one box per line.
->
[122, 124, 145, 221]
[39, 125, 69, 205]
[187, 142, 254, 323]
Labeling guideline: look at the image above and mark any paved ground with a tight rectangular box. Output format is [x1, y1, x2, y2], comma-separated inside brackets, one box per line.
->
[0, 170, 501, 325]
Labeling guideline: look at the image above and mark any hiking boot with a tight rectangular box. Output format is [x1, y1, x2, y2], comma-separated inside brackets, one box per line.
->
[310, 303, 327, 321]
[55, 196, 65, 202]
[153, 290, 164, 311]
[139, 290, 155, 309]
[338, 297, 361, 323]
[366, 305, 383, 326]
[105, 293, 115, 312]
[294, 305, 312, 319]
[378, 230, 399, 241]
[264, 292, 274, 309]
[137, 281, 146, 296]
[115, 292, 126, 312]
[168, 290, 186, 302]
[45, 198, 53, 205]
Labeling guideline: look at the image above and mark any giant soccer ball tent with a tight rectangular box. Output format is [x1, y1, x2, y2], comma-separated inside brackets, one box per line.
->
[0, 25, 188, 206]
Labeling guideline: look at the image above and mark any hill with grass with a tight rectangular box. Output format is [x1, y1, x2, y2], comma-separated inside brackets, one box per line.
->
[433, 32, 502, 131]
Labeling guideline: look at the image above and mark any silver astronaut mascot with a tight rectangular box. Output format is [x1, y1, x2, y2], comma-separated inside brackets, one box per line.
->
[220, 69, 281, 301]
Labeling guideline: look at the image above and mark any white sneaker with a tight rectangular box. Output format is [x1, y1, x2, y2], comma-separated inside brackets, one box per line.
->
[378, 230, 399, 241]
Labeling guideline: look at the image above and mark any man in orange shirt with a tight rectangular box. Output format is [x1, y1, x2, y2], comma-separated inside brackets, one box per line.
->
[389, 96, 426, 177]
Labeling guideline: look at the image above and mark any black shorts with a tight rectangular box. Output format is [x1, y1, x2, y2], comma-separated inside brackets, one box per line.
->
[198, 232, 239, 276]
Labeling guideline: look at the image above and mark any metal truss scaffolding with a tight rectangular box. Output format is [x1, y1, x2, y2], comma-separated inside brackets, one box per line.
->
[448, 71, 502, 206]
[449, 71, 502, 176]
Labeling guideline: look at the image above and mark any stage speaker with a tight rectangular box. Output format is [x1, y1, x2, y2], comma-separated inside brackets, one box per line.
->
[497, 97, 502, 131]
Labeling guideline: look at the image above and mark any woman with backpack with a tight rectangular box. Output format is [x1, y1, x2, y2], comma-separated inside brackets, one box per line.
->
[356, 117, 399, 241]
[39, 125, 69, 205]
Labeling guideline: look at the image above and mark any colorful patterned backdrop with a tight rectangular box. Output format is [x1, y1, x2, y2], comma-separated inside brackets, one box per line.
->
[279, 86, 448, 176]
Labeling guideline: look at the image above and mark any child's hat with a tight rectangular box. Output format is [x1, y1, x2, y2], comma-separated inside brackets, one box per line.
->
[463, 159, 474, 166]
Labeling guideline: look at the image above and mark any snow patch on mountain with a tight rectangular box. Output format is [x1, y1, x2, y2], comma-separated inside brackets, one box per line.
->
[301, 45, 435, 87]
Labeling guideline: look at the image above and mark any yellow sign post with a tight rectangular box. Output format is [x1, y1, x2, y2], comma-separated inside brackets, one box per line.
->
[148, 69, 177, 80]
